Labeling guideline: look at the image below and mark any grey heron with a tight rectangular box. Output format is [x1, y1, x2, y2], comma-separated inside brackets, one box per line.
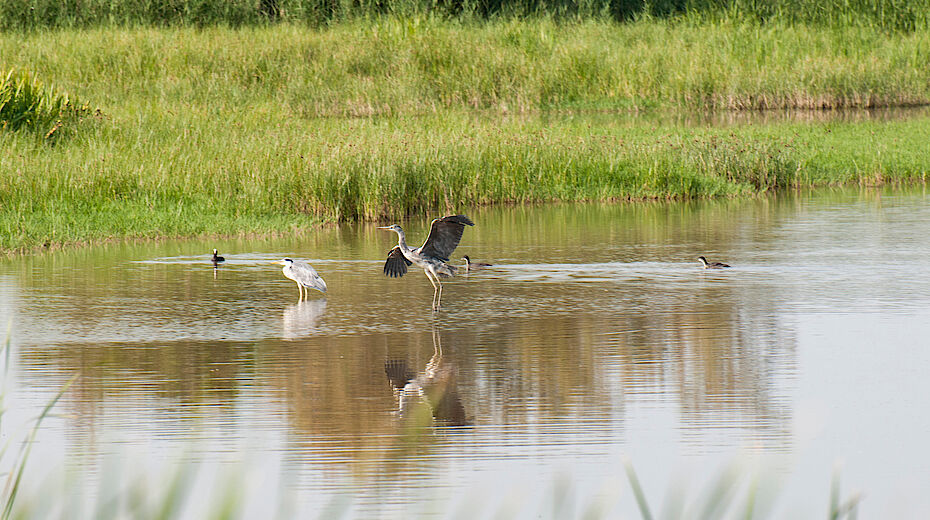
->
[462, 255, 492, 272]
[698, 256, 731, 269]
[379, 214, 474, 310]
[272, 258, 327, 300]
[211, 249, 225, 266]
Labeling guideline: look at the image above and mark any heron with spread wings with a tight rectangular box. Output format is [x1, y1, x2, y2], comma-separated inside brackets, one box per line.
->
[379, 215, 474, 310]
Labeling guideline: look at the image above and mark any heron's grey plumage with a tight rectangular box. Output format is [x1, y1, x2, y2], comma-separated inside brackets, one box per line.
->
[379, 214, 474, 310]
[274, 258, 327, 300]
[419, 215, 474, 261]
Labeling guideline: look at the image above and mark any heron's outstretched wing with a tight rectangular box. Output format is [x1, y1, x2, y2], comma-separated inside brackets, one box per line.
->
[384, 246, 411, 277]
[418, 215, 474, 261]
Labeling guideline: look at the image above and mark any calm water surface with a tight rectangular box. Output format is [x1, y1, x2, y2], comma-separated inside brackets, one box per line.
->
[3, 187, 930, 518]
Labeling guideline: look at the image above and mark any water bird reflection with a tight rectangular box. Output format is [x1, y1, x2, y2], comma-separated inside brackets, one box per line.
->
[282, 299, 328, 340]
[698, 256, 731, 269]
[384, 325, 468, 427]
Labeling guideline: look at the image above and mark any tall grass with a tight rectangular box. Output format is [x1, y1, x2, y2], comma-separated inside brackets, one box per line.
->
[0, 325, 77, 519]
[0, 69, 91, 139]
[0, 21, 928, 253]
[1, 0, 928, 31]
[4, 21, 929, 113]
[2, 107, 928, 253]
[622, 459, 863, 520]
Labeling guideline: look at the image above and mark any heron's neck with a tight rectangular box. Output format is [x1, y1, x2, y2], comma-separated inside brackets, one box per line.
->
[395, 230, 410, 251]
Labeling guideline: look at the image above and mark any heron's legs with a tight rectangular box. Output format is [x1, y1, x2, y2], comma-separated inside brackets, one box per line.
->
[296, 282, 304, 302]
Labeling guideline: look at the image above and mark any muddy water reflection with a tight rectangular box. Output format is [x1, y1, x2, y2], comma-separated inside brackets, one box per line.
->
[5, 187, 930, 517]
[386, 325, 468, 427]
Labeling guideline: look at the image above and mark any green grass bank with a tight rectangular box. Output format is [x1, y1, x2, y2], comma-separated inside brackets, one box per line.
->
[1, 19, 929, 254]
[2, 0, 928, 32]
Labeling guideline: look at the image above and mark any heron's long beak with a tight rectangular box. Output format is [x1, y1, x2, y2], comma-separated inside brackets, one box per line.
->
[271, 260, 284, 265]
[377, 226, 392, 230]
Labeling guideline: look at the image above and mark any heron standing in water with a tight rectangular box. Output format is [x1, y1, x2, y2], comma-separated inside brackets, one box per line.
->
[272, 258, 327, 301]
[379, 215, 474, 310]
[698, 256, 731, 269]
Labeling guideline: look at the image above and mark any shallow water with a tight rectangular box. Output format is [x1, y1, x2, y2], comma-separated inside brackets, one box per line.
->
[4, 187, 930, 518]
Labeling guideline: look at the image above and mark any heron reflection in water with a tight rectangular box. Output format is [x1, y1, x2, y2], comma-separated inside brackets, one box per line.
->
[282, 299, 327, 340]
[384, 322, 468, 427]
[379, 215, 474, 311]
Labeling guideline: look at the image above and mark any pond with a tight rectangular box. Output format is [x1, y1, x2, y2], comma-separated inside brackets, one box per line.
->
[3, 186, 930, 518]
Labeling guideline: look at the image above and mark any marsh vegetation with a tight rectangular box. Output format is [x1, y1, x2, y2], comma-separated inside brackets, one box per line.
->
[1, 9, 928, 254]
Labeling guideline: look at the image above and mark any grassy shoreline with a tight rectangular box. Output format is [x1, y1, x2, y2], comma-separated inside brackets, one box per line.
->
[2, 20, 930, 254]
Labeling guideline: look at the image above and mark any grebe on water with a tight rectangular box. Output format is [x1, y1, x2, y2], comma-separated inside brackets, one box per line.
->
[463, 255, 492, 272]
[698, 256, 730, 269]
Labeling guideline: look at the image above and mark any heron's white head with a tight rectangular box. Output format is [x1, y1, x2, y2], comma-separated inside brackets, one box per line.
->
[378, 224, 403, 233]
[378, 224, 406, 243]
[272, 258, 294, 266]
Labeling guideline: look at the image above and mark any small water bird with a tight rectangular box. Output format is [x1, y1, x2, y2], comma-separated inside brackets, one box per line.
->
[379, 215, 475, 311]
[698, 256, 731, 269]
[211, 249, 225, 266]
[272, 258, 327, 301]
[462, 255, 492, 272]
